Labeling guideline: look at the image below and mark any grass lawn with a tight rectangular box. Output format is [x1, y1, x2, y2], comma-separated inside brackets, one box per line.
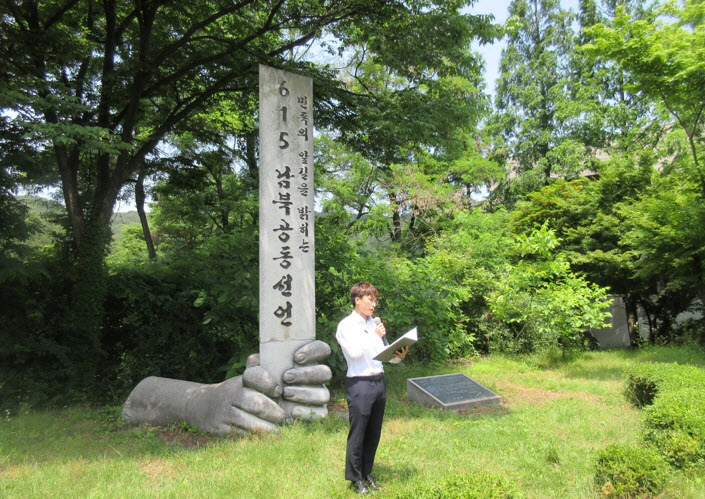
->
[1, 346, 704, 498]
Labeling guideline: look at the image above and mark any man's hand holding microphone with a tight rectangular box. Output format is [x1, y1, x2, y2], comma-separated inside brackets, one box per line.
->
[373, 317, 408, 363]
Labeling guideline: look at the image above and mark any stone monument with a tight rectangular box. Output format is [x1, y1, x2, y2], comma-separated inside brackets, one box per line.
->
[258, 64, 316, 384]
[121, 66, 330, 435]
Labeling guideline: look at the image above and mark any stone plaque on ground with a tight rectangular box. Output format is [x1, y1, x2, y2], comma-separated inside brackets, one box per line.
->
[407, 373, 501, 412]
[259, 65, 315, 383]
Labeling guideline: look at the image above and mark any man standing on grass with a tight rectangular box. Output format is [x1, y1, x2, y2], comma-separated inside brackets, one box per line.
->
[336, 282, 408, 495]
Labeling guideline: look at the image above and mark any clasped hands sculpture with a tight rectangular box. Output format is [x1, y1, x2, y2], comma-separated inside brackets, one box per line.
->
[122, 340, 332, 436]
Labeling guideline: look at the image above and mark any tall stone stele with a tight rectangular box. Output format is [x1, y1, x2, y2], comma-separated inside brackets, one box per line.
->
[258, 64, 315, 380]
[121, 66, 330, 435]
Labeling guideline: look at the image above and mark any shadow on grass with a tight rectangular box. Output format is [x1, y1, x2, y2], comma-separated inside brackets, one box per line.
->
[374, 461, 421, 486]
[610, 344, 705, 367]
[385, 397, 511, 424]
[0, 405, 253, 470]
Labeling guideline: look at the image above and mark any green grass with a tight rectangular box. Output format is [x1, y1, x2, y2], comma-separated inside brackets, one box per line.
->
[2, 346, 705, 498]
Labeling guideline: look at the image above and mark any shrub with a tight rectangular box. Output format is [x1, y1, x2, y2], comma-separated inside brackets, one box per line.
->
[642, 388, 705, 467]
[625, 363, 705, 468]
[624, 363, 670, 408]
[594, 443, 668, 498]
[625, 363, 705, 408]
[392, 473, 517, 498]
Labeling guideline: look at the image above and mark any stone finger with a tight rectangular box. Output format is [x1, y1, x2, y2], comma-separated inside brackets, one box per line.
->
[290, 404, 328, 421]
[282, 385, 330, 405]
[213, 422, 249, 437]
[246, 353, 260, 368]
[226, 406, 279, 433]
[243, 365, 282, 398]
[234, 387, 287, 424]
[283, 365, 332, 385]
[293, 340, 331, 365]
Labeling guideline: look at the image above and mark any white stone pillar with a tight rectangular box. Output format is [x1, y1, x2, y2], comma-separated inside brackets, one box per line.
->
[258, 65, 315, 383]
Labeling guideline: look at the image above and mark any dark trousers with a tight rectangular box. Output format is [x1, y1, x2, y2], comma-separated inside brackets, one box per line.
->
[345, 374, 386, 481]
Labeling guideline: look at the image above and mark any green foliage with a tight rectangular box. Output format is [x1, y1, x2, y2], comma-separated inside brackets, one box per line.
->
[581, 0, 705, 324]
[625, 362, 705, 468]
[0, 250, 79, 409]
[490, 0, 578, 203]
[371, 255, 469, 362]
[594, 443, 668, 498]
[392, 473, 518, 498]
[642, 386, 705, 468]
[583, 1, 705, 164]
[486, 222, 611, 353]
[424, 209, 512, 354]
[315, 3, 500, 248]
[100, 263, 257, 400]
[618, 172, 705, 328]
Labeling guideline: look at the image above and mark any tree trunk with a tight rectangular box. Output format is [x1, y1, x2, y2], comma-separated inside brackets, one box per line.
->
[136, 171, 157, 259]
[215, 172, 230, 232]
[624, 293, 640, 347]
[389, 192, 402, 242]
[696, 282, 705, 312]
[67, 217, 112, 395]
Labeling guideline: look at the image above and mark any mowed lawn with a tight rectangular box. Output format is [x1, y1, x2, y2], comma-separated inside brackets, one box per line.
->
[2, 346, 704, 498]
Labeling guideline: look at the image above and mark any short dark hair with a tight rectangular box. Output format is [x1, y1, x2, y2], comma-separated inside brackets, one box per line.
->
[350, 282, 378, 307]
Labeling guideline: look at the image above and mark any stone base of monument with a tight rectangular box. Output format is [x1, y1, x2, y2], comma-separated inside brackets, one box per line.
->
[407, 373, 501, 412]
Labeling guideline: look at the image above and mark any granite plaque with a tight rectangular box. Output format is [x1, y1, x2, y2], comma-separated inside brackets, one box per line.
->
[407, 373, 501, 412]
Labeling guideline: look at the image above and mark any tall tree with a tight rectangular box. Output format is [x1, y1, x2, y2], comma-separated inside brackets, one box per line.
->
[489, 0, 576, 203]
[569, 0, 659, 155]
[584, 0, 705, 320]
[317, 6, 499, 249]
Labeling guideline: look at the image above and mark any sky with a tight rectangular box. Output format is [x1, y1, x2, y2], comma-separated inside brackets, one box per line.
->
[469, 0, 581, 96]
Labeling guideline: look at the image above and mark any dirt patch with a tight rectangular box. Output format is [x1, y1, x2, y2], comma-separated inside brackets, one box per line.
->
[494, 381, 602, 407]
[327, 401, 347, 413]
[0, 464, 29, 480]
[140, 459, 175, 478]
[154, 427, 216, 449]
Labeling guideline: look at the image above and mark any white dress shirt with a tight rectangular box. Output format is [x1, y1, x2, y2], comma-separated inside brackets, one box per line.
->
[336, 310, 385, 377]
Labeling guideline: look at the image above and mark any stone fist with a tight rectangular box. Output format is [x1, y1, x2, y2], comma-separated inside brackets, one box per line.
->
[247, 340, 332, 421]
[122, 340, 333, 435]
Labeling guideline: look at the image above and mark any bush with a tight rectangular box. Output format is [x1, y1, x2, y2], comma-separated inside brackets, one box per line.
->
[624, 363, 670, 408]
[625, 362, 705, 408]
[642, 388, 705, 467]
[594, 443, 668, 498]
[392, 473, 517, 499]
[99, 261, 259, 402]
[625, 363, 705, 468]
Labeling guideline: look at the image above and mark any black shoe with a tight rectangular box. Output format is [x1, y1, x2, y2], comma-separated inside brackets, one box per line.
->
[365, 475, 381, 491]
[352, 480, 370, 495]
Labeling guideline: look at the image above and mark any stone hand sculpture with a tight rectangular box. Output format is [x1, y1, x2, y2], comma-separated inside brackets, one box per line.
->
[122, 340, 332, 436]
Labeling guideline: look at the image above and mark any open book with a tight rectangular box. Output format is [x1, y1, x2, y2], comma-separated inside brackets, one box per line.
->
[373, 327, 418, 363]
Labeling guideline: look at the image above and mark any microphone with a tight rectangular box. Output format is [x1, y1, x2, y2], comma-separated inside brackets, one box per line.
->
[374, 317, 389, 346]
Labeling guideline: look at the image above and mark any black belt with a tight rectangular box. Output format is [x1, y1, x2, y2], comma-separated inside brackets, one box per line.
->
[348, 373, 384, 381]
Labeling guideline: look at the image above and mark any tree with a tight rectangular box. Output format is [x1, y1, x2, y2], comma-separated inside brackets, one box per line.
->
[0, 0, 496, 393]
[486, 222, 611, 352]
[584, 0, 705, 183]
[510, 154, 656, 345]
[489, 0, 577, 203]
[569, 0, 658, 155]
[316, 8, 499, 250]
[583, 0, 705, 324]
